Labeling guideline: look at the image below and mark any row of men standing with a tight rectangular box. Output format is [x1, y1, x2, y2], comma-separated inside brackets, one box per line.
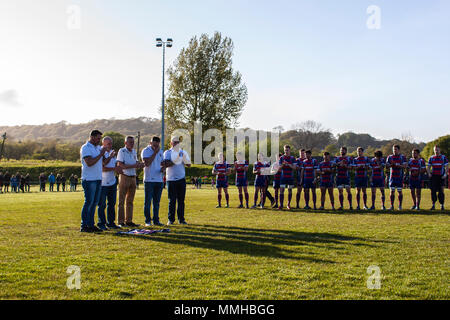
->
[79, 130, 191, 233]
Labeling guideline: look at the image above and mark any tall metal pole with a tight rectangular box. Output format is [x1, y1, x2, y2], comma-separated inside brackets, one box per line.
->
[161, 43, 166, 150]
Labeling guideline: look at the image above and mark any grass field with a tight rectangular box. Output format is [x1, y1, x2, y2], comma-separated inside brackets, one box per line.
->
[0, 186, 449, 300]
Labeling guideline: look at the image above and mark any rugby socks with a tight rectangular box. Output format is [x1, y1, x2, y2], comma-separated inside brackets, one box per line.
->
[225, 193, 229, 206]
[390, 194, 395, 207]
[218, 194, 222, 206]
[280, 193, 284, 208]
[347, 194, 352, 207]
[339, 194, 344, 207]
[371, 193, 376, 208]
[356, 193, 361, 207]
[245, 192, 249, 207]
[363, 193, 367, 207]
[239, 193, 243, 205]
[411, 192, 417, 207]
[312, 192, 317, 208]
[304, 191, 310, 207]
[398, 193, 403, 207]
[287, 192, 292, 207]
[296, 192, 301, 207]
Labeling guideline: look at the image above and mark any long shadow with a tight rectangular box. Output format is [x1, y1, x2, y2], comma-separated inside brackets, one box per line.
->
[106, 224, 384, 263]
[267, 207, 450, 216]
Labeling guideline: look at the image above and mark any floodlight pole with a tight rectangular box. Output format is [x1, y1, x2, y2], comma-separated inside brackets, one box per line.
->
[161, 43, 166, 149]
[156, 38, 172, 151]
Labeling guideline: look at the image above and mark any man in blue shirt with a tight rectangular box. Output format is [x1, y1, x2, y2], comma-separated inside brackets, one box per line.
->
[141, 136, 164, 226]
[48, 172, 56, 192]
[162, 136, 191, 225]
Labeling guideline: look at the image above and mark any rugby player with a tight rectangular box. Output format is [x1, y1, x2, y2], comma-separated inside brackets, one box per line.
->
[369, 150, 386, 210]
[386, 145, 408, 211]
[302, 150, 318, 210]
[353, 147, 370, 210]
[318, 152, 335, 210]
[212, 153, 231, 208]
[427, 146, 448, 210]
[335, 147, 353, 210]
[234, 151, 250, 208]
[295, 149, 306, 209]
[278, 145, 296, 210]
[407, 149, 426, 210]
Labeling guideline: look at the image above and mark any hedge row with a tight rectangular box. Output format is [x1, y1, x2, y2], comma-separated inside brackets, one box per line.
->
[0, 162, 263, 184]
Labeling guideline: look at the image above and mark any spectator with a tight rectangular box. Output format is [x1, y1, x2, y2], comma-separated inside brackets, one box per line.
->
[162, 135, 191, 225]
[19, 175, 25, 193]
[69, 174, 75, 191]
[48, 172, 55, 192]
[116, 136, 144, 227]
[80, 129, 106, 233]
[141, 136, 164, 227]
[24, 173, 31, 192]
[11, 174, 18, 192]
[97, 136, 121, 230]
[3, 171, 10, 193]
[0, 171, 3, 193]
[39, 173, 47, 192]
[61, 174, 66, 192]
[56, 174, 62, 192]
[73, 175, 79, 191]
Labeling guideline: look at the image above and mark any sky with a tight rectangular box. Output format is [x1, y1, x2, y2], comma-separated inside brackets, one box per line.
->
[0, 0, 449, 142]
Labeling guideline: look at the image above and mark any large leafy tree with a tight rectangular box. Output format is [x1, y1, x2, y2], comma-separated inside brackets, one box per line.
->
[165, 32, 248, 133]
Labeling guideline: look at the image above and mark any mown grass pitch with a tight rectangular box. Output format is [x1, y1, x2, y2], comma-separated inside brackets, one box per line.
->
[0, 186, 449, 300]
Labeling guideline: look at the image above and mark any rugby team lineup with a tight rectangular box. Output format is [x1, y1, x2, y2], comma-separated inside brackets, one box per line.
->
[211, 144, 449, 211]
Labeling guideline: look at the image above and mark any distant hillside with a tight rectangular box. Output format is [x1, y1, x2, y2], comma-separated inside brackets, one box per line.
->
[0, 117, 162, 142]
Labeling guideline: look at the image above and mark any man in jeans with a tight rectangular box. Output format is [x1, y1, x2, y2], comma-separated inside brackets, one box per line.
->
[162, 136, 191, 225]
[80, 130, 106, 233]
[117, 136, 145, 227]
[141, 136, 164, 226]
[97, 136, 122, 230]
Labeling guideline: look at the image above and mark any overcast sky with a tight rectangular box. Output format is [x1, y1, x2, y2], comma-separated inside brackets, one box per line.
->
[0, 0, 449, 142]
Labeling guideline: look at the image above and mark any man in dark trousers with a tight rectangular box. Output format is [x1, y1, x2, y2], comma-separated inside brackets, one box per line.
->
[162, 136, 191, 225]
[427, 145, 448, 210]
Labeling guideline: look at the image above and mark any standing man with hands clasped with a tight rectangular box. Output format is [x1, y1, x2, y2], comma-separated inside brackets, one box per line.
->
[162, 135, 191, 225]
[141, 136, 165, 226]
[97, 136, 122, 230]
[116, 136, 145, 227]
[80, 130, 106, 233]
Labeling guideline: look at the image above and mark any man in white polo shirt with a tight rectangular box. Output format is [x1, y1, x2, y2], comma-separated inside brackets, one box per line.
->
[141, 136, 164, 226]
[80, 130, 106, 233]
[162, 135, 191, 225]
[116, 136, 145, 227]
[97, 136, 122, 230]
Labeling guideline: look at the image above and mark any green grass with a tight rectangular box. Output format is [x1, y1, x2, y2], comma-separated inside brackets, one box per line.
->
[0, 186, 449, 300]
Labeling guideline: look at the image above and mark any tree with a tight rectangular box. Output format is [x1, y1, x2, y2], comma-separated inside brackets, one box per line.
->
[165, 32, 248, 134]
[281, 120, 335, 151]
[422, 135, 450, 160]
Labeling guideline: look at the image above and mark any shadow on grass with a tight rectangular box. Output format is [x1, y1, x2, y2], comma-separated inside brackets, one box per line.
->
[108, 224, 385, 263]
[254, 206, 450, 216]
